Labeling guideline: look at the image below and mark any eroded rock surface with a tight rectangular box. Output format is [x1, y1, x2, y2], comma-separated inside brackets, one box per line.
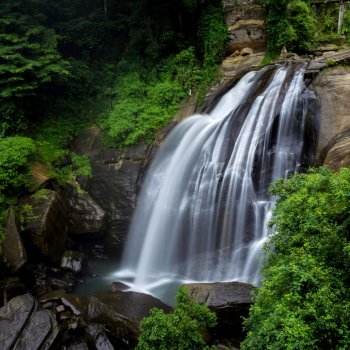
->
[312, 67, 350, 169]
[224, 0, 266, 55]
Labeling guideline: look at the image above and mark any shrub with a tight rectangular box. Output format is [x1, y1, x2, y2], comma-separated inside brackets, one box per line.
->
[264, 0, 316, 59]
[136, 286, 217, 350]
[242, 167, 350, 349]
[0, 136, 36, 241]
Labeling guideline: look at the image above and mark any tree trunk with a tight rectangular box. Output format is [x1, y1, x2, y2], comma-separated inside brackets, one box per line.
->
[104, 0, 108, 20]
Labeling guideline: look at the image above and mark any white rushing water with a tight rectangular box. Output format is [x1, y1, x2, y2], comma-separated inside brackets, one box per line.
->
[115, 64, 310, 302]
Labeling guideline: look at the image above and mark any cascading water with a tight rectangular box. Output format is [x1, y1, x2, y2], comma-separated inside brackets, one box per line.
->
[116, 64, 312, 302]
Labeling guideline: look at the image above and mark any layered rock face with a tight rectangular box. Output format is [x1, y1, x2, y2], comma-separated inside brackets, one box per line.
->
[71, 127, 147, 253]
[223, 0, 266, 55]
[221, 0, 266, 81]
[312, 67, 350, 169]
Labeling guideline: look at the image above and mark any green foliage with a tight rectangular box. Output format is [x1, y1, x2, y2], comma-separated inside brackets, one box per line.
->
[0, 136, 36, 240]
[35, 116, 91, 185]
[242, 167, 350, 349]
[136, 286, 217, 350]
[314, 2, 340, 44]
[263, 0, 316, 59]
[100, 60, 190, 146]
[0, 0, 69, 134]
[198, 5, 228, 67]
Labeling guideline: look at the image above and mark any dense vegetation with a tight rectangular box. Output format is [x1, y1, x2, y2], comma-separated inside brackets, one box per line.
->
[263, 0, 350, 61]
[0, 0, 227, 239]
[136, 287, 217, 349]
[242, 167, 350, 349]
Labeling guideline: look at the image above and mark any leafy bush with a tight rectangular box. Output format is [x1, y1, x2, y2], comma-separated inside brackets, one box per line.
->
[136, 286, 217, 350]
[242, 167, 350, 349]
[198, 4, 228, 67]
[100, 65, 188, 146]
[0, 136, 36, 240]
[263, 0, 316, 59]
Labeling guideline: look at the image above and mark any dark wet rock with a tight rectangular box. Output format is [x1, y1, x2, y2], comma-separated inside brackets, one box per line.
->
[71, 96, 198, 256]
[14, 308, 59, 349]
[71, 127, 147, 254]
[63, 183, 107, 236]
[0, 294, 35, 349]
[64, 340, 90, 350]
[22, 264, 78, 295]
[111, 281, 130, 292]
[0, 293, 59, 350]
[87, 291, 171, 347]
[0, 278, 27, 308]
[184, 282, 255, 338]
[85, 324, 115, 350]
[39, 291, 88, 317]
[21, 189, 67, 263]
[61, 250, 86, 274]
[1, 208, 26, 272]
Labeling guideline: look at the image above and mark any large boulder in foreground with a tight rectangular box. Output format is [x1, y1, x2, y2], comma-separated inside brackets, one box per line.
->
[184, 282, 254, 338]
[87, 291, 172, 347]
[312, 67, 350, 169]
[0, 294, 59, 350]
[21, 189, 67, 263]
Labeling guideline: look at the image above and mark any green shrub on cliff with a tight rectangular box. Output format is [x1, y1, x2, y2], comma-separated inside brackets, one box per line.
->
[0, 136, 36, 240]
[263, 0, 316, 60]
[136, 286, 217, 350]
[242, 167, 350, 349]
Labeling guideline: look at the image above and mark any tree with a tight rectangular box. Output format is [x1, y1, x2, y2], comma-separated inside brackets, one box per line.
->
[0, 0, 69, 135]
[136, 286, 217, 350]
[242, 167, 350, 349]
[263, 0, 316, 59]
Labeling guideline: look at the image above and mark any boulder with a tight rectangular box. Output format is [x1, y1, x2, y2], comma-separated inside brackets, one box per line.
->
[84, 324, 115, 350]
[1, 208, 26, 272]
[60, 250, 86, 274]
[87, 291, 172, 347]
[0, 293, 59, 350]
[63, 183, 106, 236]
[21, 189, 67, 263]
[312, 67, 350, 169]
[184, 282, 254, 338]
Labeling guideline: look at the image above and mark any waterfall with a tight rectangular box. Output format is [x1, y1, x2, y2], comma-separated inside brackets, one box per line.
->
[115, 64, 311, 301]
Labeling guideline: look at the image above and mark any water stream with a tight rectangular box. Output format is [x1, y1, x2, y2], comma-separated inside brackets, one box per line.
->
[115, 64, 312, 303]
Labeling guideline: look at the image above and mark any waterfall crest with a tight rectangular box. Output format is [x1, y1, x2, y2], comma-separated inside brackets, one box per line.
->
[116, 64, 312, 300]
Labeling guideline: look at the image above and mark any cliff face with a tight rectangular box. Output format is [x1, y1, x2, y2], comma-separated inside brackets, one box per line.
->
[312, 67, 350, 170]
[223, 0, 266, 55]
